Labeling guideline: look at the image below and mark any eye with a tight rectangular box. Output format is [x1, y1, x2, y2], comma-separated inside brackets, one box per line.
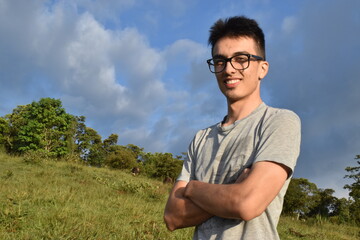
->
[213, 59, 225, 66]
[233, 55, 248, 63]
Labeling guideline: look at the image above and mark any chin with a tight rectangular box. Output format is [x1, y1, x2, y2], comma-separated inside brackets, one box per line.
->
[226, 95, 245, 103]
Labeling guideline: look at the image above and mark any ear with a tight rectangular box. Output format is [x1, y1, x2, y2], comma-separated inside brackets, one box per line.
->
[258, 61, 269, 80]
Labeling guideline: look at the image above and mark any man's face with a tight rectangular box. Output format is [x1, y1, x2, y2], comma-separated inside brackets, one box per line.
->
[212, 37, 268, 104]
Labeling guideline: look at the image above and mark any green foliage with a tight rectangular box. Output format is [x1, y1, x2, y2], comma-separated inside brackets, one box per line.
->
[5, 98, 74, 158]
[105, 146, 138, 170]
[283, 171, 360, 225]
[74, 121, 107, 166]
[103, 134, 118, 152]
[23, 150, 50, 165]
[283, 178, 352, 221]
[74, 121, 121, 167]
[126, 143, 144, 160]
[283, 178, 318, 216]
[344, 155, 360, 224]
[0, 98, 183, 180]
[282, 155, 360, 224]
[0, 117, 11, 152]
[332, 197, 352, 224]
[93, 173, 161, 200]
[344, 156, 360, 201]
[307, 188, 338, 217]
[142, 152, 183, 180]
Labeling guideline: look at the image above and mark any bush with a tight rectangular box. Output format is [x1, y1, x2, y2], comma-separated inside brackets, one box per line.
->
[23, 150, 50, 164]
[105, 147, 138, 170]
[142, 152, 183, 180]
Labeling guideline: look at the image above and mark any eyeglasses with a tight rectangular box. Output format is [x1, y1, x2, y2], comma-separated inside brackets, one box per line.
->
[206, 53, 264, 73]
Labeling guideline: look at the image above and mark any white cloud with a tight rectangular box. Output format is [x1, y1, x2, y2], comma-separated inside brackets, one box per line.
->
[61, 13, 131, 117]
[57, 9, 167, 121]
[0, 0, 168, 139]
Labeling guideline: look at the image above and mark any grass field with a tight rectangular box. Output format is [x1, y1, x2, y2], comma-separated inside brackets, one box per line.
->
[0, 153, 359, 239]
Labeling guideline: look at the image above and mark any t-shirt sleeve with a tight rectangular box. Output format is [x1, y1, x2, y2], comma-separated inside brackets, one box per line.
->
[176, 136, 196, 182]
[254, 110, 301, 177]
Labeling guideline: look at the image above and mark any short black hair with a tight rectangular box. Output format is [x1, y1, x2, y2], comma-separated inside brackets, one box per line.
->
[208, 16, 266, 60]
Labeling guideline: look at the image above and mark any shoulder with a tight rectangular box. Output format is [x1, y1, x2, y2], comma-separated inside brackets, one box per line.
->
[187, 121, 224, 153]
[192, 123, 218, 142]
[263, 105, 301, 127]
[256, 105, 301, 139]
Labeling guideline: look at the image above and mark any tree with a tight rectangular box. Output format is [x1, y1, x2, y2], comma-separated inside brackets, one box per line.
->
[332, 197, 352, 223]
[103, 134, 118, 152]
[125, 143, 144, 160]
[142, 152, 183, 180]
[308, 188, 337, 217]
[105, 145, 138, 170]
[73, 115, 87, 151]
[344, 155, 360, 201]
[344, 155, 360, 223]
[0, 117, 11, 152]
[283, 178, 319, 217]
[6, 98, 74, 157]
[76, 126, 104, 166]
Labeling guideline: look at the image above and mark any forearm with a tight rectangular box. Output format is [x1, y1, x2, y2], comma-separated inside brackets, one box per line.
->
[183, 162, 288, 221]
[164, 181, 213, 231]
[182, 168, 251, 220]
[184, 180, 246, 220]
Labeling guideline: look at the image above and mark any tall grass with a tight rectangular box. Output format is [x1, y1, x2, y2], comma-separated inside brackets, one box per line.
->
[0, 153, 359, 239]
[278, 215, 359, 240]
[0, 153, 193, 239]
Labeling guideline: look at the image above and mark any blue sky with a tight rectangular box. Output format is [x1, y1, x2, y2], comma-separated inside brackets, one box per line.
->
[1, 0, 359, 198]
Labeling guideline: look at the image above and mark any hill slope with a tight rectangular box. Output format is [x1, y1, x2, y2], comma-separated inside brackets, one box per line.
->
[0, 154, 358, 239]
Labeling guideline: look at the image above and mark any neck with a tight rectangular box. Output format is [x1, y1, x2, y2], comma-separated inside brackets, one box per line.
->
[223, 97, 263, 126]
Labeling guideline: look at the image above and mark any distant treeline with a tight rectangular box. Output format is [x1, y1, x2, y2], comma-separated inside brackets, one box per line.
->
[0, 98, 359, 225]
[0, 98, 183, 181]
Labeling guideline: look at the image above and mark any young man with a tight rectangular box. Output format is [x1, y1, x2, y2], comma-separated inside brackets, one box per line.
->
[164, 16, 301, 240]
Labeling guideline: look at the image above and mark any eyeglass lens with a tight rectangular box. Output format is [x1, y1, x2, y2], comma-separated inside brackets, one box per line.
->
[210, 55, 250, 73]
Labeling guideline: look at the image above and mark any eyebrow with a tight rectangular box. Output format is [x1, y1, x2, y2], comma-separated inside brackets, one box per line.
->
[213, 51, 250, 59]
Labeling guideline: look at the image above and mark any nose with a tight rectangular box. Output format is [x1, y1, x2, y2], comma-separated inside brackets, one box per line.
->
[223, 60, 237, 74]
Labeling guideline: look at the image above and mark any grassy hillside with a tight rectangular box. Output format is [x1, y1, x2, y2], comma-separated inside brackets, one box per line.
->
[0, 153, 359, 239]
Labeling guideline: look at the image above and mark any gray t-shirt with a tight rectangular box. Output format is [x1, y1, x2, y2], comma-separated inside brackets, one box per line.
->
[177, 103, 301, 240]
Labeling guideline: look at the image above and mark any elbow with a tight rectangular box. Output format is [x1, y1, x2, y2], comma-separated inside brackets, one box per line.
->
[238, 209, 262, 222]
[163, 212, 177, 231]
[233, 198, 264, 221]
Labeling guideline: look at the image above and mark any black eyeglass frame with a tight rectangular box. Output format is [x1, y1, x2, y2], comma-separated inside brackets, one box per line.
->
[206, 53, 264, 73]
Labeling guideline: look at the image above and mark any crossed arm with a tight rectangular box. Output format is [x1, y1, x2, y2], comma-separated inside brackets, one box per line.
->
[163, 161, 289, 231]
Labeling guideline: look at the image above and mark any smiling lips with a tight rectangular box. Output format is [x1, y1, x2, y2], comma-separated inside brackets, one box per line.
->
[224, 79, 241, 88]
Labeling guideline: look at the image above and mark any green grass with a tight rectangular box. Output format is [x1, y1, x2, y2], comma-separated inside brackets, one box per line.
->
[0, 153, 359, 239]
[278, 216, 359, 240]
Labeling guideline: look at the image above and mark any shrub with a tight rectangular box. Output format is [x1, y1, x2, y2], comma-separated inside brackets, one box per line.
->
[23, 150, 49, 164]
[142, 152, 183, 180]
[105, 147, 138, 170]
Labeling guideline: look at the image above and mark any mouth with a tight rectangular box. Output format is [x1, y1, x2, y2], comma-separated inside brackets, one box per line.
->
[224, 78, 241, 88]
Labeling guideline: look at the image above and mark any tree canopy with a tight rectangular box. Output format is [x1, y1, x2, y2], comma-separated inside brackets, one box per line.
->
[5, 98, 74, 157]
[343, 155, 360, 223]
